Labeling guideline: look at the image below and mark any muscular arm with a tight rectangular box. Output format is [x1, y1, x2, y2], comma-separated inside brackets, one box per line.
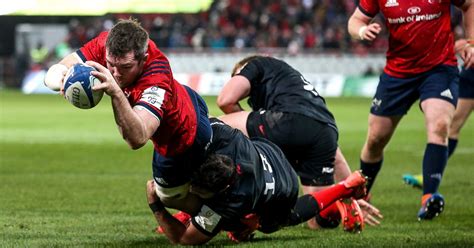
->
[348, 8, 381, 41]
[87, 61, 159, 149]
[217, 75, 251, 114]
[146, 181, 213, 245]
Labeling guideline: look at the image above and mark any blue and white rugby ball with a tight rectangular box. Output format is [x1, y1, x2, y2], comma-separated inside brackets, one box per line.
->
[63, 63, 103, 109]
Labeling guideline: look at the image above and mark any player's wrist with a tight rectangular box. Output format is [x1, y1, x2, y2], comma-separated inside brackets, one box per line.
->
[44, 64, 68, 91]
[358, 26, 368, 40]
[149, 200, 165, 213]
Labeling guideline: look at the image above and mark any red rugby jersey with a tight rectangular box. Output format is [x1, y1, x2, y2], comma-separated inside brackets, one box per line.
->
[77, 32, 197, 157]
[358, 0, 464, 78]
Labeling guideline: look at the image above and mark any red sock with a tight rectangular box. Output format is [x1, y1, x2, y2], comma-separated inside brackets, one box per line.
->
[319, 202, 340, 219]
[310, 183, 352, 210]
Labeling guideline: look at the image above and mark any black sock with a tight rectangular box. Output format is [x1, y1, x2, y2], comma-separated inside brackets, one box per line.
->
[448, 138, 458, 158]
[360, 159, 383, 193]
[288, 194, 319, 226]
[422, 143, 448, 195]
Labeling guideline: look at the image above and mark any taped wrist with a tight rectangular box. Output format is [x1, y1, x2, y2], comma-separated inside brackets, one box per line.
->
[44, 64, 68, 91]
[358, 26, 368, 40]
[149, 200, 165, 213]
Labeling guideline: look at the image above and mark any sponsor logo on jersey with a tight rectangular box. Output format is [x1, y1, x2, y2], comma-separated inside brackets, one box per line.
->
[408, 7, 421, 15]
[322, 167, 334, 174]
[385, 0, 399, 7]
[141, 86, 166, 110]
[195, 205, 221, 233]
[440, 89, 453, 99]
[154, 177, 168, 186]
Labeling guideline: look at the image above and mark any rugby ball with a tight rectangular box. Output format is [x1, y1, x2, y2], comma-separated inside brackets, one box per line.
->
[63, 63, 104, 109]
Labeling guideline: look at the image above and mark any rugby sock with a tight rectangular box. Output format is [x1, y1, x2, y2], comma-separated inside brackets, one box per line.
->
[289, 194, 320, 225]
[360, 159, 383, 193]
[448, 138, 458, 158]
[316, 203, 341, 228]
[422, 143, 448, 195]
[310, 184, 353, 210]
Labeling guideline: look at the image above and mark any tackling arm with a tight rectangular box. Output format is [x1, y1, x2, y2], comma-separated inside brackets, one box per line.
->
[146, 181, 213, 245]
[217, 75, 251, 114]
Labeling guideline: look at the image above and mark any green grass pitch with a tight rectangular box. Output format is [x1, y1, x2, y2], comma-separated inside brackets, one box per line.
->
[1, 90, 473, 247]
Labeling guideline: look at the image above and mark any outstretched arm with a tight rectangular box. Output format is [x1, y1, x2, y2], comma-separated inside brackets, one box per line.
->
[146, 180, 213, 245]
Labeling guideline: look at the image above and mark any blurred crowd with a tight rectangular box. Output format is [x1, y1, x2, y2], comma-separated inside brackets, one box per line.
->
[5, 0, 466, 88]
[37, 0, 466, 63]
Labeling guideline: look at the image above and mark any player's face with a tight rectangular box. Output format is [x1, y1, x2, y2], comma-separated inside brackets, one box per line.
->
[105, 50, 147, 88]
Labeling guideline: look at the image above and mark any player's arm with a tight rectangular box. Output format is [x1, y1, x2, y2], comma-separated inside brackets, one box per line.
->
[216, 75, 251, 114]
[87, 61, 159, 149]
[146, 181, 214, 245]
[44, 52, 82, 91]
[348, 8, 381, 41]
[457, 0, 474, 68]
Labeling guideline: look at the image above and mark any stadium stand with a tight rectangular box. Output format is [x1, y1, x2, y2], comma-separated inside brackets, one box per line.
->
[0, 0, 465, 88]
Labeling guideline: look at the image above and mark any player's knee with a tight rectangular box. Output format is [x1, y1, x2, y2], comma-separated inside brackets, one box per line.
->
[431, 118, 450, 140]
[366, 134, 389, 152]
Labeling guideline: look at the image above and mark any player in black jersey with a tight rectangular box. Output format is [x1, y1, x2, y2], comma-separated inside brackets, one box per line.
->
[146, 119, 368, 245]
[217, 55, 382, 229]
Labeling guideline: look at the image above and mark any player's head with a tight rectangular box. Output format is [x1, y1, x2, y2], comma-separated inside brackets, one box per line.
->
[190, 154, 237, 199]
[231, 55, 264, 76]
[105, 18, 149, 88]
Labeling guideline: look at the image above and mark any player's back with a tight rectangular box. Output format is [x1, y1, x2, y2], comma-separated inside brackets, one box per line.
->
[203, 119, 299, 228]
[239, 56, 336, 125]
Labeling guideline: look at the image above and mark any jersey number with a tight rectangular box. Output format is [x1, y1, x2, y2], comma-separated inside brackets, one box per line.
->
[301, 76, 319, 97]
[259, 153, 275, 196]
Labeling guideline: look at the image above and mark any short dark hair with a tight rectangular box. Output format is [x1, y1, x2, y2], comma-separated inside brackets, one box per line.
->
[106, 19, 148, 60]
[231, 55, 264, 76]
[191, 154, 236, 193]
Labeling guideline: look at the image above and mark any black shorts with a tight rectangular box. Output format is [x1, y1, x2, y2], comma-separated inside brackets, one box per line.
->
[247, 110, 338, 186]
[459, 68, 474, 99]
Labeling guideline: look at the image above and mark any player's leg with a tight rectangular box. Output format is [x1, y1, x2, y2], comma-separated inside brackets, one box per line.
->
[360, 114, 402, 192]
[448, 98, 473, 152]
[288, 171, 367, 227]
[334, 147, 352, 182]
[217, 111, 251, 137]
[360, 71, 420, 194]
[417, 65, 459, 220]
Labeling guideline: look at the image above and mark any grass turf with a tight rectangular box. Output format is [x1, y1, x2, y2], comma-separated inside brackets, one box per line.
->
[0, 90, 473, 247]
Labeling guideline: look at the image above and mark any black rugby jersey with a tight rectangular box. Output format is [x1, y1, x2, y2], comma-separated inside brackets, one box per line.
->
[191, 119, 299, 236]
[237, 56, 336, 126]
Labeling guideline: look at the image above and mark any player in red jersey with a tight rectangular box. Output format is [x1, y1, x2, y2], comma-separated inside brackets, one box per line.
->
[348, 0, 473, 220]
[44, 19, 212, 214]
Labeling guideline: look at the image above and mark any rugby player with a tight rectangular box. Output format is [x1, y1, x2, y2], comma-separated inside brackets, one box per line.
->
[216, 55, 382, 229]
[348, 0, 473, 220]
[44, 19, 211, 214]
[146, 119, 368, 245]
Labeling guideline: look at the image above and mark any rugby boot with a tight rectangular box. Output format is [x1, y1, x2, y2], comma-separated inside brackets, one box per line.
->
[336, 198, 364, 233]
[418, 193, 444, 220]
